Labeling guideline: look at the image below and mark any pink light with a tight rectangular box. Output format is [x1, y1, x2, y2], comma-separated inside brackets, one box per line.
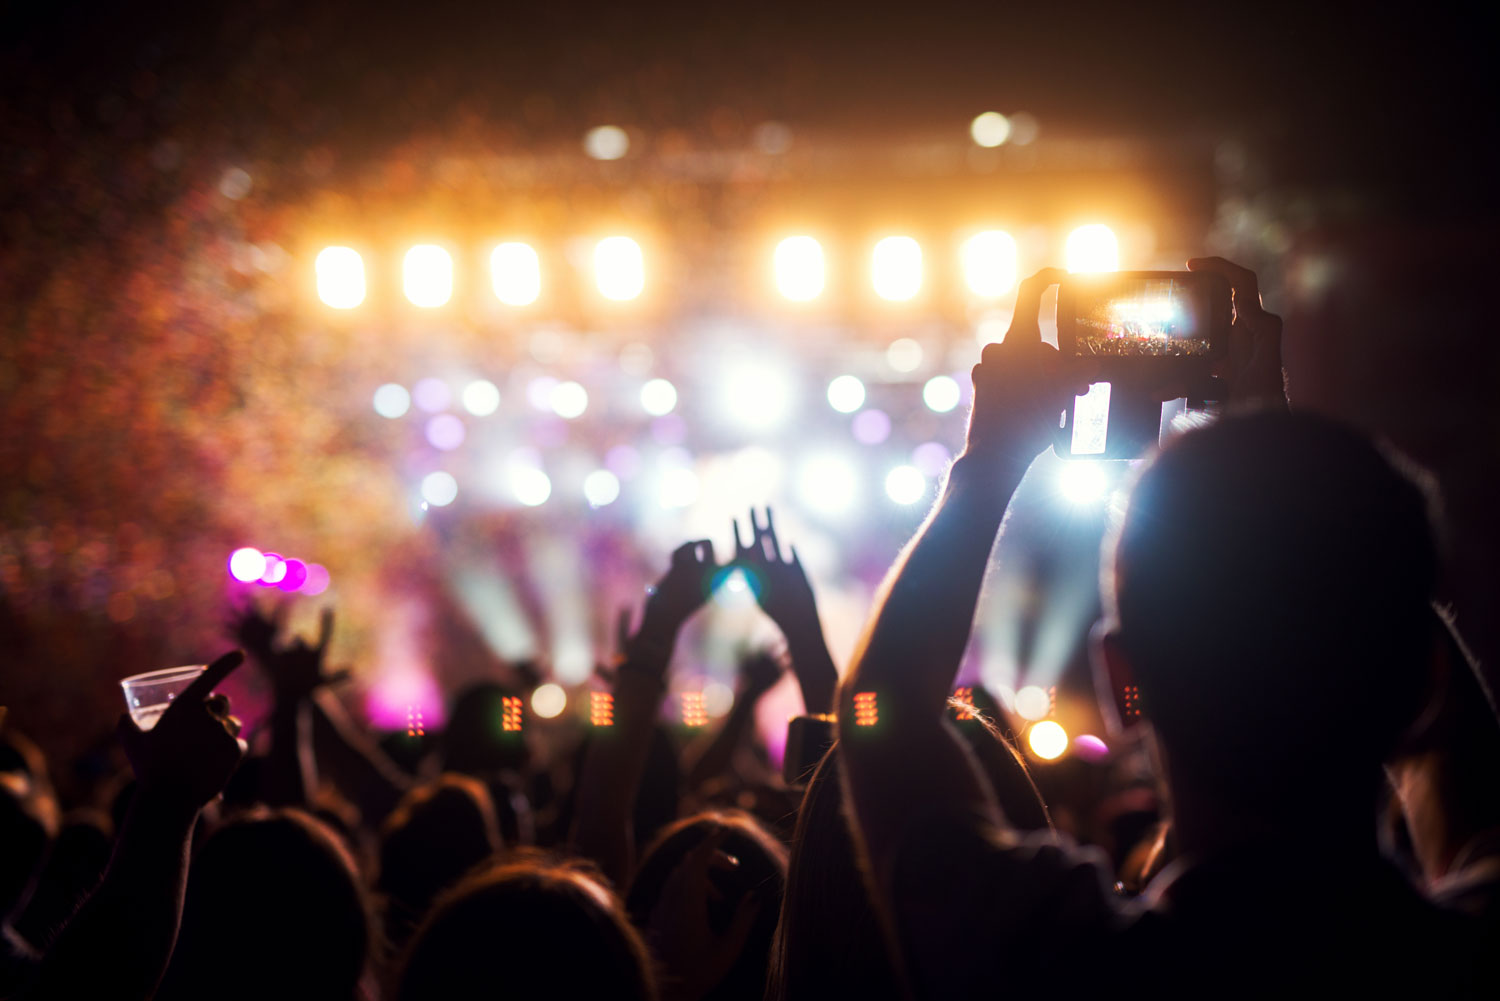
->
[412, 377, 452, 413]
[300, 563, 331, 595]
[425, 413, 466, 451]
[852, 409, 891, 445]
[277, 558, 308, 592]
[228, 547, 266, 582]
[367, 671, 445, 730]
[1073, 734, 1110, 761]
[258, 552, 288, 586]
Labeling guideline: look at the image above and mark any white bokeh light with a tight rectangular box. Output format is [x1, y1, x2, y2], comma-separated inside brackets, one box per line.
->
[962, 230, 1019, 297]
[512, 466, 552, 507]
[316, 247, 365, 309]
[724, 363, 793, 431]
[421, 471, 459, 507]
[969, 111, 1012, 148]
[640, 378, 678, 416]
[403, 245, 454, 307]
[373, 383, 411, 419]
[584, 125, 630, 160]
[490, 243, 541, 306]
[660, 466, 700, 509]
[550, 381, 589, 419]
[872, 236, 922, 301]
[531, 683, 567, 719]
[774, 236, 825, 301]
[1015, 685, 1051, 721]
[886, 338, 924, 373]
[461, 379, 500, 417]
[1028, 720, 1069, 760]
[1065, 224, 1120, 273]
[595, 237, 644, 301]
[885, 465, 927, 505]
[922, 375, 961, 413]
[826, 375, 866, 414]
[584, 469, 621, 508]
[1059, 461, 1109, 504]
[798, 454, 859, 514]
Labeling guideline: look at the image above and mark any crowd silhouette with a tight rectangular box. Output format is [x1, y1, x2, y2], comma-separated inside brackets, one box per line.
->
[1, 258, 1496, 1000]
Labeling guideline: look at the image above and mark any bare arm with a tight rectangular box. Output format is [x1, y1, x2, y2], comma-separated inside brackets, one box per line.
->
[683, 651, 783, 791]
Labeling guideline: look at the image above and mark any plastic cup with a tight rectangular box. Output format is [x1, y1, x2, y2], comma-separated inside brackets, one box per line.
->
[120, 665, 205, 730]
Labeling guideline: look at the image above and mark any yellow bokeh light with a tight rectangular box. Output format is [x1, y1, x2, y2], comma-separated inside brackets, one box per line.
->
[872, 236, 923, 301]
[316, 246, 365, 309]
[1028, 720, 1069, 760]
[969, 111, 1011, 148]
[531, 683, 567, 719]
[774, 236, 825, 301]
[403, 245, 453, 307]
[962, 230, 1019, 297]
[595, 237, 644, 301]
[491, 242, 540, 306]
[1065, 224, 1120, 273]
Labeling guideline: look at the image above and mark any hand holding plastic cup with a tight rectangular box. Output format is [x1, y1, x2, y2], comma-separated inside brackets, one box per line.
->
[120, 666, 207, 730]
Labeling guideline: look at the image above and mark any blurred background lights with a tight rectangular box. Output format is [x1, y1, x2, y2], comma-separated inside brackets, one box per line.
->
[583, 469, 621, 507]
[258, 553, 288, 585]
[550, 381, 589, 419]
[512, 466, 553, 506]
[277, 558, 308, 592]
[885, 465, 926, 505]
[424, 414, 466, 451]
[372, 383, 411, 418]
[851, 409, 891, 445]
[315, 246, 365, 309]
[228, 547, 267, 582]
[530, 683, 567, 719]
[1028, 720, 1069, 760]
[1059, 461, 1109, 504]
[301, 563, 331, 596]
[1014, 685, 1051, 721]
[963, 230, 1019, 297]
[922, 375, 961, 413]
[412, 377, 452, 413]
[1065, 224, 1120, 273]
[798, 454, 858, 514]
[1073, 734, 1110, 761]
[886, 337, 924, 373]
[583, 125, 630, 160]
[774, 236, 825, 301]
[659, 466, 700, 509]
[826, 374, 866, 413]
[403, 244, 454, 307]
[871, 236, 922, 301]
[702, 679, 734, 718]
[640, 378, 678, 416]
[421, 471, 458, 507]
[490, 242, 541, 305]
[724, 363, 793, 431]
[1007, 112, 1040, 145]
[461, 379, 500, 417]
[969, 111, 1011, 147]
[912, 441, 952, 477]
[595, 237, 644, 300]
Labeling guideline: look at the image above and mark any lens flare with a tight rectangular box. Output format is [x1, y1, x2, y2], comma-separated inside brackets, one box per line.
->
[885, 465, 927, 505]
[490, 242, 540, 305]
[1028, 720, 1069, 760]
[403, 245, 454, 307]
[1058, 461, 1108, 504]
[774, 236, 825, 301]
[316, 247, 365, 309]
[1065, 225, 1120, 274]
[872, 236, 922, 301]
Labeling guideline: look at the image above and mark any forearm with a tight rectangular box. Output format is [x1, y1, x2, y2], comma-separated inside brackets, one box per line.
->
[783, 622, 838, 715]
[684, 693, 759, 791]
[261, 699, 314, 807]
[310, 690, 410, 823]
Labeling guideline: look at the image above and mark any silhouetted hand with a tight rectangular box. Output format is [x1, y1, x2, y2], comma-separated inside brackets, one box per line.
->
[228, 600, 282, 661]
[647, 828, 761, 1001]
[117, 651, 247, 810]
[231, 602, 346, 703]
[733, 507, 819, 636]
[738, 649, 786, 701]
[636, 540, 719, 649]
[1187, 256, 1286, 408]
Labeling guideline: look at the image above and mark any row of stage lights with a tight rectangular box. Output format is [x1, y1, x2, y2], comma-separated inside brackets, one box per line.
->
[314, 225, 1122, 309]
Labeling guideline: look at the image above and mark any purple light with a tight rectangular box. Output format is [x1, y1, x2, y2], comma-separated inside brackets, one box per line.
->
[301, 563, 331, 596]
[651, 414, 687, 445]
[425, 414, 466, 451]
[412, 378, 452, 413]
[526, 376, 559, 411]
[367, 671, 445, 730]
[851, 409, 892, 445]
[258, 552, 288, 586]
[912, 441, 952, 477]
[606, 445, 642, 480]
[228, 547, 266, 582]
[277, 558, 309, 592]
[1073, 734, 1110, 761]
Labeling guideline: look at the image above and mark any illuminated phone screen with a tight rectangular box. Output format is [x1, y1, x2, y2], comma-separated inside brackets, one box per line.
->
[1072, 276, 1211, 358]
[1071, 382, 1111, 455]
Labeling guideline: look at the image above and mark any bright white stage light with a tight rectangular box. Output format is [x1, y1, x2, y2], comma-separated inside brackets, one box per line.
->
[531, 683, 567, 719]
[228, 548, 267, 582]
[1065, 224, 1119, 273]
[886, 338, 923, 373]
[826, 375, 866, 414]
[1015, 685, 1050, 721]
[969, 111, 1012, 148]
[373, 383, 411, 419]
[403, 245, 453, 307]
[660, 466, 700, 509]
[962, 230, 1019, 297]
[316, 247, 365, 309]
[724, 364, 793, 431]
[1059, 461, 1108, 504]
[885, 465, 927, 505]
[872, 236, 922, 301]
[584, 125, 630, 160]
[550, 381, 589, 419]
[595, 237, 644, 301]
[512, 466, 552, 506]
[491, 243, 540, 305]
[584, 469, 621, 508]
[1028, 720, 1068, 760]
[421, 471, 458, 507]
[923, 375, 961, 413]
[641, 378, 678, 416]
[774, 236, 825, 301]
[461, 379, 500, 417]
[798, 454, 858, 514]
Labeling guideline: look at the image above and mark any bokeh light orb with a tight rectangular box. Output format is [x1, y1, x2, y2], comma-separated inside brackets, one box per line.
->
[461, 379, 500, 417]
[531, 683, 567, 719]
[969, 111, 1012, 148]
[425, 414, 466, 451]
[872, 236, 922, 302]
[1014, 685, 1051, 721]
[550, 381, 589, 419]
[259, 553, 288, 586]
[421, 471, 459, 507]
[774, 236, 825, 301]
[1065, 224, 1120, 274]
[963, 230, 1019, 297]
[412, 378, 452, 413]
[228, 547, 267, 582]
[923, 375, 961, 413]
[724, 364, 793, 431]
[512, 467, 553, 506]
[490, 242, 541, 306]
[301, 563, 331, 596]
[885, 465, 927, 505]
[1074, 734, 1110, 761]
[886, 337, 923, 373]
[403, 244, 454, 307]
[373, 383, 411, 419]
[640, 378, 678, 416]
[584, 469, 621, 508]
[584, 125, 630, 160]
[595, 237, 644, 301]
[316, 247, 365, 309]
[798, 454, 859, 514]
[277, 558, 308, 592]
[851, 409, 892, 445]
[1028, 720, 1069, 760]
[660, 466, 700, 509]
[826, 375, 866, 414]
[702, 680, 735, 718]
[1059, 461, 1109, 504]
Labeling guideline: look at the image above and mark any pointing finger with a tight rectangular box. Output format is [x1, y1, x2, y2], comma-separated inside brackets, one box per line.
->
[174, 650, 245, 710]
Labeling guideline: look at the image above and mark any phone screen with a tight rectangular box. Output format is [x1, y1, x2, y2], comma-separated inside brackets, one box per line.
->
[1070, 382, 1111, 455]
[1071, 276, 1211, 358]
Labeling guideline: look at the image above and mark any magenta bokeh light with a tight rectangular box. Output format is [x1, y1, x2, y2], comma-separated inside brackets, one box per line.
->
[1073, 734, 1110, 761]
[301, 563, 331, 596]
[851, 409, 892, 445]
[277, 558, 308, 591]
[258, 552, 287, 585]
[425, 413, 466, 451]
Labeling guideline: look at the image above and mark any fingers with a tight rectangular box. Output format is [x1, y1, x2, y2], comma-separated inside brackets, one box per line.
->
[1187, 256, 1262, 313]
[761, 507, 781, 561]
[732, 517, 753, 557]
[316, 607, 335, 655]
[671, 540, 699, 566]
[176, 650, 245, 708]
[1002, 267, 1066, 346]
[694, 539, 716, 567]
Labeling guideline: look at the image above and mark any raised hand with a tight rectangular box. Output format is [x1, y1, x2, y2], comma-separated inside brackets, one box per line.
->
[228, 600, 282, 661]
[637, 540, 720, 648]
[738, 649, 786, 700]
[231, 601, 345, 703]
[1186, 256, 1286, 408]
[733, 507, 819, 636]
[117, 650, 247, 810]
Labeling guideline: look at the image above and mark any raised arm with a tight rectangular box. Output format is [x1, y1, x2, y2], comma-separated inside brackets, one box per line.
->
[683, 650, 785, 792]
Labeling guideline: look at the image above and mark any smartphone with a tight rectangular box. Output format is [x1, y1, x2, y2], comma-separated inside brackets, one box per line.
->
[1056, 271, 1231, 364]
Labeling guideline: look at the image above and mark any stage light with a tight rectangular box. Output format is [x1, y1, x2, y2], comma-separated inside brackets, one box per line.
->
[316, 247, 365, 309]
[724, 363, 793, 431]
[301, 563, 331, 596]
[491, 243, 540, 306]
[885, 465, 927, 505]
[774, 236, 825, 301]
[703, 680, 734, 717]
[886, 337, 923, 373]
[962, 230, 1019, 297]
[640, 378, 678, 416]
[660, 466, 699, 509]
[584, 469, 621, 507]
[923, 375, 960, 413]
[851, 409, 891, 445]
[1074, 734, 1110, 761]
[462, 379, 500, 417]
[681, 691, 708, 727]
[259, 553, 288, 586]
[425, 414, 465, 451]
[228, 547, 266, 582]
[1065, 224, 1119, 273]
[277, 559, 308, 592]
[372, 383, 410, 419]
[403, 245, 453, 307]
[1028, 720, 1068, 760]
[531, 683, 567, 719]
[826, 375, 865, 413]
[1014, 685, 1050, 721]
[501, 695, 524, 732]
[422, 471, 458, 507]
[413, 377, 452, 413]
[512, 466, 552, 507]
[853, 692, 878, 726]
[872, 236, 922, 301]
[1008, 112, 1040, 145]
[590, 691, 614, 727]
[584, 125, 629, 160]
[969, 111, 1011, 147]
[798, 454, 858, 514]
[550, 381, 589, 419]
[1059, 461, 1108, 505]
[595, 237, 644, 300]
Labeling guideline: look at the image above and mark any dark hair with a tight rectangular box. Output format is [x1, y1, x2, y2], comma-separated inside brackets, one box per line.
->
[156, 809, 371, 1001]
[395, 855, 656, 1001]
[626, 810, 787, 1001]
[767, 746, 900, 1001]
[1105, 411, 1440, 790]
[378, 773, 501, 950]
